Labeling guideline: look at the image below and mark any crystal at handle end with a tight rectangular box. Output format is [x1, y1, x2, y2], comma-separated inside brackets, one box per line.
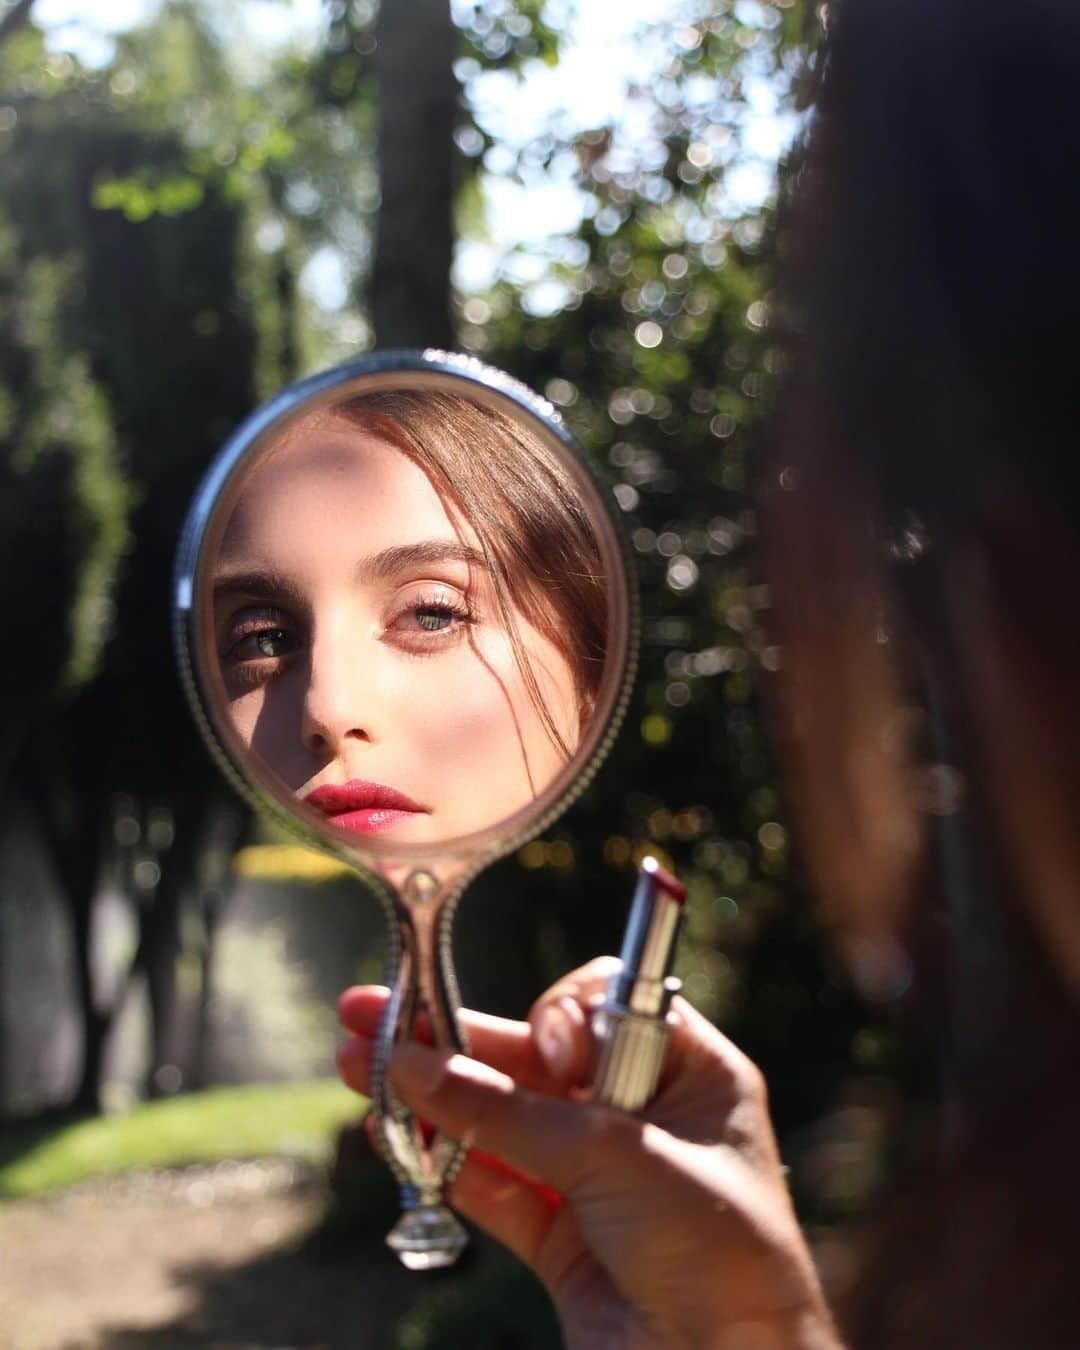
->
[386, 1199, 469, 1270]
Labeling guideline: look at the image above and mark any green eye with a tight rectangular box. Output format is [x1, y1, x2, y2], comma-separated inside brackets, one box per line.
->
[228, 627, 297, 663]
[388, 593, 473, 646]
[255, 629, 290, 656]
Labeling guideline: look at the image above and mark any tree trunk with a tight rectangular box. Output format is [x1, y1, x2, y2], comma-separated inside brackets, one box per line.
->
[54, 817, 108, 1116]
[0, 0, 37, 49]
[371, 0, 457, 349]
[139, 800, 199, 1098]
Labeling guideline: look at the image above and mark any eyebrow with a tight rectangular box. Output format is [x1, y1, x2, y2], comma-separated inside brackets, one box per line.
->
[212, 568, 305, 607]
[211, 541, 487, 604]
[361, 540, 487, 582]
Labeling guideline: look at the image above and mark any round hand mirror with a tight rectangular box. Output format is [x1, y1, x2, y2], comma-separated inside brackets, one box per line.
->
[173, 350, 637, 1268]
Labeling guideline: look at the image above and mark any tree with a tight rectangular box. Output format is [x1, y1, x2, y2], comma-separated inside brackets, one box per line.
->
[0, 11, 279, 1111]
[369, 0, 560, 349]
[371, 0, 457, 348]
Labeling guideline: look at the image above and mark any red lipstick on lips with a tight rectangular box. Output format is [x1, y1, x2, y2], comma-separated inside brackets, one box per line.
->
[303, 780, 428, 835]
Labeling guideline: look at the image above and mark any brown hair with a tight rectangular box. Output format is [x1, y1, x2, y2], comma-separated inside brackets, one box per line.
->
[331, 389, 608, 762]
[771, 0, 1080, 992]
[770, 0, 1080, 1342]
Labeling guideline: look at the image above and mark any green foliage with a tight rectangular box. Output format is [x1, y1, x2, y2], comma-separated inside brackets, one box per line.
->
[90, 0, 378, 367]
[462, 0, 809, 1014]
[1, 63, 253, 780]
[456, 0, 562, 72]
[92, 169, 205, 221]
[456, 0, 886, 1156]
[0, 190, 129, 733]
[0, 9, 289, 1114]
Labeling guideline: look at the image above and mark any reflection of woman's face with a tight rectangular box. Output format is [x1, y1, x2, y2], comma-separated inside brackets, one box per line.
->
[212, 420, 581, 843]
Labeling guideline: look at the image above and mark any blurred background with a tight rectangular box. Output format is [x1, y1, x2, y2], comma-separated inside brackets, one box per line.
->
[0, 0, 913, 1344]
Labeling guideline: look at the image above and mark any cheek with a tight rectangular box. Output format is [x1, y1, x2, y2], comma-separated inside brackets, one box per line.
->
[225, 675, 309, 790]
[393, 646, 524, 758]
[386, 635, 571, 814]
[226, 688, 262, 745]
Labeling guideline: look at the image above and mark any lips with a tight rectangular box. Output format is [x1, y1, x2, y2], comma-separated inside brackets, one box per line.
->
[303, 780, 428, 835]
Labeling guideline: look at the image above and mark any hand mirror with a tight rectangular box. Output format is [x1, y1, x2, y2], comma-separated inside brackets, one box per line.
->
[173, 350, 637, 1268]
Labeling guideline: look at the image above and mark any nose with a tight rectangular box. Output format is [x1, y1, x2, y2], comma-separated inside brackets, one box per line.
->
[300, 633, 375, 757]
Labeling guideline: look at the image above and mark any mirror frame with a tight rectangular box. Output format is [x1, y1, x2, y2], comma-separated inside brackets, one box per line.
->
[173, 348, 639, 876]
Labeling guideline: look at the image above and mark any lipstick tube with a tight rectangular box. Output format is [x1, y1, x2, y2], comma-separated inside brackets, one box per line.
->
[591, 856, 686, 1113]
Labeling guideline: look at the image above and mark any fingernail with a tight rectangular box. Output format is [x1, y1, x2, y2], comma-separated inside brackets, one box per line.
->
[534, 1000, 577, 1081]
[388, 1042, 445, 1099]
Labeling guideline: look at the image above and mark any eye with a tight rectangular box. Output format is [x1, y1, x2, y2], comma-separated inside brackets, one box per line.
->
[220, 606, 303, 687]
[386, 588, 475, 648]
[414, 604, 459, 633]
[233, 628, 297, 660]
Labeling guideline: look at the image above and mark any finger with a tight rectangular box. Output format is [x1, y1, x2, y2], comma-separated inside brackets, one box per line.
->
[525, 956, 621, 1086]
[341, 971, 758, 1111]
[339, 964, 617, 1079]
[363, 1110, 383, 1158]
[529, 955, 620, 1017]
[339, 986, 450, 1045]
[343, 1038, 582, 1284]
[527, 964, 764, 1140]
[337, 1034, 374, 1096]
[346, 1042, 567, 1212]
[523, 957, 759, 1087]
[339, 986, 565, 1094]
[529, 995, 591, 1086]
[463, 1146, 564, 1212]
[447, 1149, 576, 1280]
[337, 985, 390, 1036]
[352, 1064, 577, 1288]
[338, 1034, 469, 1116]
[663, 995, 763, 1098]
[388, 1042, 642, 1196]
[525, 958, 755, 1099]
[531, 960, 757, 1088]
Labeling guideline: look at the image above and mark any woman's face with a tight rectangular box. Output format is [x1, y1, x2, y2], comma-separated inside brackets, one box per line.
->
[211, 418, 581, 843]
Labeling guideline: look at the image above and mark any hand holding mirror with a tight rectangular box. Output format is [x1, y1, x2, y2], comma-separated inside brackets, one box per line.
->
[173, 351, 637, 1268]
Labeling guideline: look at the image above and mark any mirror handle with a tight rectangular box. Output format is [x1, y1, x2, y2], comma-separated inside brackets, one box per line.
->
[372, 885, 468, 1201]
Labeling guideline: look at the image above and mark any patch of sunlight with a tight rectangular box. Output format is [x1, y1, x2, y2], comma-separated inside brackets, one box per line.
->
[232, 843, 350, 881]
[0, 1080, 366, 1199]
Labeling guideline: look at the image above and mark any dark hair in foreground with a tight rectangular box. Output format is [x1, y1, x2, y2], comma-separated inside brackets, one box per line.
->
[770, 0, 1080, 1344]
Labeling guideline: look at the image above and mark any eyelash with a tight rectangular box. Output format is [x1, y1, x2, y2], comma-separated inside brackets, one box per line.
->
[388, 590, 476, 650]
[219, 589, 476, 690]
[220, 607, 300, 691]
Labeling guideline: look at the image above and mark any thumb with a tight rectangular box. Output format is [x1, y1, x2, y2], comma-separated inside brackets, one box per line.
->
[388, 1042, 641, 1196]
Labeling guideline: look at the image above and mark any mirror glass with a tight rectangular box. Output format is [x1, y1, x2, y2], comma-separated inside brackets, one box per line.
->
[176, 352, 635, 868]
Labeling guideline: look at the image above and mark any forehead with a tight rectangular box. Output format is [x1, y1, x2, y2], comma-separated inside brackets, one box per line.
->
[219, 418, 468, 564]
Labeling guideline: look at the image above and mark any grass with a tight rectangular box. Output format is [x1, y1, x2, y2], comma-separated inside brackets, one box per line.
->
[0, 1079, 367, 1200]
